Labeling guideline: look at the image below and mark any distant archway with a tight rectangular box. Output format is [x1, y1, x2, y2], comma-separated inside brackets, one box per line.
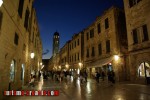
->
[138, 62, 150, 77]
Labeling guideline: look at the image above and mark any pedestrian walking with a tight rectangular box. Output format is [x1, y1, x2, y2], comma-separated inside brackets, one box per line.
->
[111, 70, 115, 84]
[83, 71, 88, 82]
[60, 71, 64, 82]
[101, 71, 105, 81]
[80, 72, 84, 84]
[107, 71, 111, 82]
[107, 70, 115, 85]
[96, 72, 100, 83]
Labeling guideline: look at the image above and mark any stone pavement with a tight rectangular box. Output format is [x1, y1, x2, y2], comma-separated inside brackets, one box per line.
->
[3, 77, 150, 100]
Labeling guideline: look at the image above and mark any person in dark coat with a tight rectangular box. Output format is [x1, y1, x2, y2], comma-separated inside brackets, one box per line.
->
[107, 70, 115, 85]
[83, 71, 88, 82]
[111, 70, 115, 83]
[101, 71, 105, 81]
[96, 72, 100, 83]
[107, 70, 111, 82]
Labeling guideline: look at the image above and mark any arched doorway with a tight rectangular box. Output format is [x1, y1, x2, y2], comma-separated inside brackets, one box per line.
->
[9, 60, 15, 90]
[21, 64, 25, 86]
[138, 62, 150, 84]
[138, 62, 150, 77]
[10, 60, 15, 82]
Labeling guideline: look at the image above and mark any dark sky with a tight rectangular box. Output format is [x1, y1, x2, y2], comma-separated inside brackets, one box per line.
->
[33, 0, 124, 59]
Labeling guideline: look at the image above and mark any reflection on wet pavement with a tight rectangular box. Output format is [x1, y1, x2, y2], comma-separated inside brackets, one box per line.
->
[4, 77, 150, 100]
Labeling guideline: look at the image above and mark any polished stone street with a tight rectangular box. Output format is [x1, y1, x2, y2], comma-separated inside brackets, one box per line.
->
[4, 77, 150, 100]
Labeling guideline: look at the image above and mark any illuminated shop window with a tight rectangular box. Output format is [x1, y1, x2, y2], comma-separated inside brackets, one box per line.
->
[10, 60, 15, 82]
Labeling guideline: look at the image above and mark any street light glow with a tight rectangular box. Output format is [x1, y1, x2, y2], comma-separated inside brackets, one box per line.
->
[114, 55, 119, 61]
[77, 68, 80, 74]
[59, 66, 61, 69]
[0, 0, 3, 7]
[30, 52, 35, 59]
[65, 64, 69, 68]
[79, 62, 82, 66]
[40, 62, 42, 66]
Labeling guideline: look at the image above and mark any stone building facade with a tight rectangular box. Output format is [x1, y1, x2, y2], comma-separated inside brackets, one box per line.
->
[48, 6, 128, 81]
[28, 8, 42, 79]
[83, 6, 128, 81]
[49, 32, 84, 73]
[123, 0, 150, 84]
[0, 0, 42, 99]
[67, 32, 84, 73]
[52, 53, 60, 71]
[59, 41, 69, 70]
[48, 57, 54, 71]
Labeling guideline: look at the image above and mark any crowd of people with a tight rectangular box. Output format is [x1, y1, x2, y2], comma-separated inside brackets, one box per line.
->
[94, 70, 115, 85]
[28, 69, 115, 87]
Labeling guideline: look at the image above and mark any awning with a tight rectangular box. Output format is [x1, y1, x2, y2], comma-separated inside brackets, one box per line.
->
[85, 57, 113, 68]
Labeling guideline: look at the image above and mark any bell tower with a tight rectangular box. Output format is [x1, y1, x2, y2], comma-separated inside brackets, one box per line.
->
[53, 31, 59, 57]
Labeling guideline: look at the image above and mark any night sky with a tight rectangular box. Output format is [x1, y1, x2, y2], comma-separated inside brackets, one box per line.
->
[33, 0, 124, 59]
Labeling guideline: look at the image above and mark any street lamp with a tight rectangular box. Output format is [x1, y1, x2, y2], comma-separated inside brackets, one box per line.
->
[39, 62, 43, 71]
[30, 52, 35, 76]
[78, 62, 83, 69]
[79, 62, 82, 67]
[40, 62, 42, 66]
[59, 66, 61, 69]
[0, 0, 3, 7]
[65, 64, 69, 69]
[114, 55, 119, 61]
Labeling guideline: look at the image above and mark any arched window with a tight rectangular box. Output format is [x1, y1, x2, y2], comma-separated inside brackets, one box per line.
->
[138, 62, 150, 77]
[10, 60, 15, 82]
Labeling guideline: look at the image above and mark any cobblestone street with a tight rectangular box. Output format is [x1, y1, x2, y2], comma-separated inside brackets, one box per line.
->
[4, 77, 150, 100]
